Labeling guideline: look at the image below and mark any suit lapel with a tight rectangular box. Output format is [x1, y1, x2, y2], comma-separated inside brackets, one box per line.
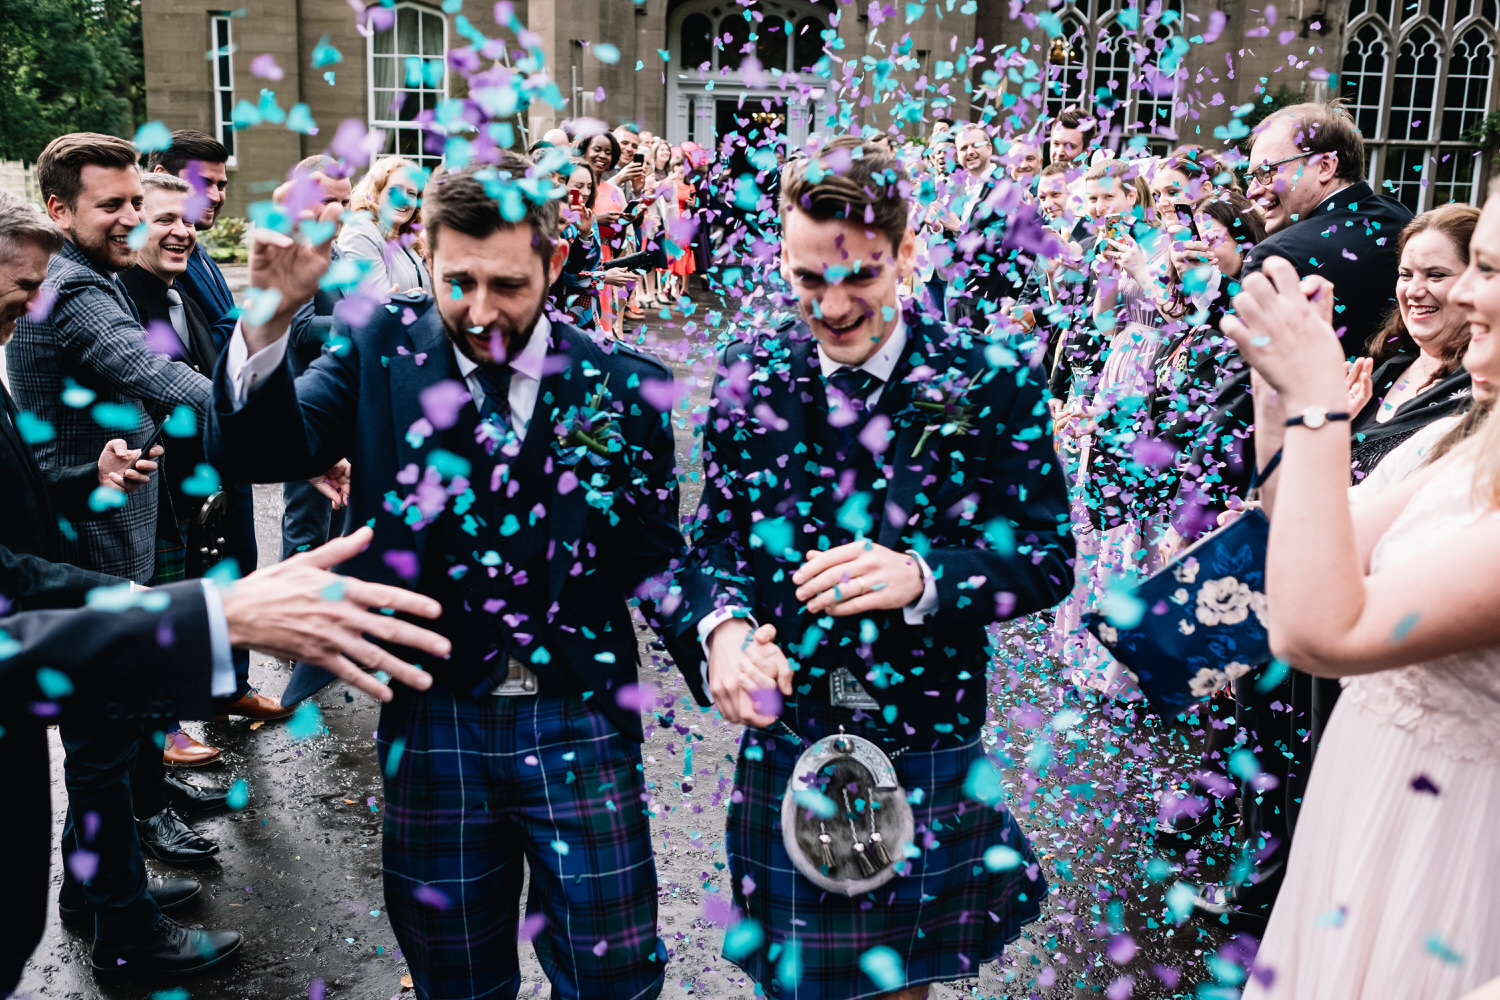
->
[388, 306, 459, 552]
[878, 321, 953, 549]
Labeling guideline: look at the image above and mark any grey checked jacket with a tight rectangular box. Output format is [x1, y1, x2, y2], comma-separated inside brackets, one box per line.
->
[9, 241, 211, 582]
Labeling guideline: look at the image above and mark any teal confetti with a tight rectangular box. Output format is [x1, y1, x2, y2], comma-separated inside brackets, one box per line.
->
[593, 43, 620, 64]
[858, 946, 905, 991]
[36, 666, 74, 699]
[311, 35, 343, 68]
[226, 778, 250, 810]
[133, 121, 174, 152]
[286, 700, 324, 741]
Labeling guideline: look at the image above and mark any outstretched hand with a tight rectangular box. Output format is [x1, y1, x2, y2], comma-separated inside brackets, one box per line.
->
[245, 200, 342, 352]
[220, 526, 446, 702]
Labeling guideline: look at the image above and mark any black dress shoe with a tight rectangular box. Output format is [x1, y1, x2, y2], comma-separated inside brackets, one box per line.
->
[91, 913, 242, 976]
[136, 806, 220, 864]
[163, 772, 232, 814]
[60, 876, 202, 922]
[1188, 885, 1270, 934]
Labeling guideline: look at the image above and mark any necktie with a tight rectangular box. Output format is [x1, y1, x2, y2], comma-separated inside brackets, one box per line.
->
[827, 367, 880, 452]
[165, 287, 190, 349]
[472, 364, 515, 447]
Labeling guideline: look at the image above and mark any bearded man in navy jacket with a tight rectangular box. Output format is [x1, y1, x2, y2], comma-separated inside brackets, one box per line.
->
[207, 153, 687, 1000]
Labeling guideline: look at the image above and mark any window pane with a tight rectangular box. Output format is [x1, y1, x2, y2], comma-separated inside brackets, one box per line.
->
[1375, 0, 1398, 23]
[1485, 0, 1500, 23]
[1381, 146, 1428, 211]
[1389, 26, 1440, 140]
[374, 22, 394, 54]
[1341, 22, 1389, 139]
[719, 14, 750, 72]
[755, 17, 789, 72]
[421, 10, 443, 58]
[397, 7, 418, 53]
[1044, 17, 1089, 117]
[1442, 26, 1494, 139]
[1430, 0, 1448, 26]
[681, 14, 713, 69]
[1431, 149, 1480, 204]
[1093, 19, 1132, 118]
[793, 17, 824, 71]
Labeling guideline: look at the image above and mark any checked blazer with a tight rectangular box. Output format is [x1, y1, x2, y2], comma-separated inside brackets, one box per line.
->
[670, 310, 1076, 740]
[8, 241, 211, 582]
[206, 296, 687, 740]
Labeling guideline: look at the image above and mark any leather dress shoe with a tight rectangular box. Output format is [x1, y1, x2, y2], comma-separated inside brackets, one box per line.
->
[91, 913, 242, 976]
[60, 876, 202, 923]
[137, 806, 220, 864]
[1188, 884, 1270, 934]
[215, 689, 294, 721]
[163, 729, 222, 767]
[163, 772, 231, 813]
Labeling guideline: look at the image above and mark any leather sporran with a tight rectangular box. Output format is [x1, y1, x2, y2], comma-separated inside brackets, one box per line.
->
[185, 490, 229, 578]
[780, 732, 915, 896]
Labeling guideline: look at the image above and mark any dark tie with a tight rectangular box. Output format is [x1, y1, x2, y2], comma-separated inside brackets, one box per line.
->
[827, 367, 880, 452]
[165, 287, 191, 349]
[472, 365, 515, 451]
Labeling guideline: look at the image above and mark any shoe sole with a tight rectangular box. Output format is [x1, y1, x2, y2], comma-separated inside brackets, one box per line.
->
[91, 934, 243, 977]
[139, 841, 222, 865]
[60, 884, 203, 923]
[163, 756, 224, 768]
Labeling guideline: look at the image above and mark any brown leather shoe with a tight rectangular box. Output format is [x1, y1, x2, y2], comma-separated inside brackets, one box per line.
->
[217, 690, 295, 722]
[162, 729, 222, 768]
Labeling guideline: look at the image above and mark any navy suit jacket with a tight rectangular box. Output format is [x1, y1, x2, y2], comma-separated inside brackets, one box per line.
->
[179, 244, 238, 352]
[206, 296, 686, 739]
[669, 313, 1075, 739]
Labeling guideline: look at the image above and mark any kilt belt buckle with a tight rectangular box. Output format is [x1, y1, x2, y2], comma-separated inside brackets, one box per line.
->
[490, 658, 539, 696]
[829, 666, 880, 710]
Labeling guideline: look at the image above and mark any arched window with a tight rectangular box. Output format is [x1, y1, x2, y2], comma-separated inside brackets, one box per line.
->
[719, 13, 750, 72]
[755, 16, 791, 71]
[1044, 15, 1089, 117]
[793, 16, 825, 71]
[1443, 26, 1495, 139]
[1389, 25, 1441, 141]
[368, 2, 446, 170]
[1341, 22, 1389, 140]
[1091, 18, 1132, 117]
[680, 13, 713, 70]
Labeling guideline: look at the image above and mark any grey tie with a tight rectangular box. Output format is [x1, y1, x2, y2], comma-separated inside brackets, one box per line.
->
[165, 287, 190, 349]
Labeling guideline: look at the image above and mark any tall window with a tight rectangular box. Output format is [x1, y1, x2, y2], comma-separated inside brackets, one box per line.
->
[1340, 0, 1497, 210]
[210, 13, 235, 162]
[369, 3, 447, 170]
[1040, 0, 1182, 150]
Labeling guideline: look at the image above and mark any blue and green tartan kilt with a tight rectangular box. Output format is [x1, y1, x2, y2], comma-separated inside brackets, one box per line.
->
[724, 710, 1046, 1000]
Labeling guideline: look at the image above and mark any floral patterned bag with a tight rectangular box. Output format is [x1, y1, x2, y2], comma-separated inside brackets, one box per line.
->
[1084, 509, 1270, 712]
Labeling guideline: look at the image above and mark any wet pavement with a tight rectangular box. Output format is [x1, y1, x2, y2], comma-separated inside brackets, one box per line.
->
[17, 282, 1253, 999]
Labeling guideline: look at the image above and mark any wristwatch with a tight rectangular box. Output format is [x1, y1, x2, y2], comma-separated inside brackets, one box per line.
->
[1284, 406, 1350, 430]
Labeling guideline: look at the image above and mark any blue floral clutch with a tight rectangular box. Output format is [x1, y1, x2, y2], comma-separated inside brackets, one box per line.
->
[1084, 509, 1270, 711]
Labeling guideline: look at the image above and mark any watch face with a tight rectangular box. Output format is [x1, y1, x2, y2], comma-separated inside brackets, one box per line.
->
[1303, 406, 1327, 429]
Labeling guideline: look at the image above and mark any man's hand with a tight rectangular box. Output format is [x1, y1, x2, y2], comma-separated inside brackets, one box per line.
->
[244, 200, 342, 353]
[706, 620, 792, 728]
[98, 440, 163, 492]
[792, 541, 925, 617]
[220, 526, 447, 702]
[311, 458, 352, 509]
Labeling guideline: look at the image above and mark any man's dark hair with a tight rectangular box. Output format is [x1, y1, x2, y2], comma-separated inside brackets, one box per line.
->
[37, 132, 140, 209]
[143, 129, 229, 175]
[934, 116, 955, 127]
[779, 134, 910, 254]
[1258, 101, 1366, 184]
[423, 150, 560, 260]
[1054, 106, 1097, 139]
[1038, 161, 1070, 180]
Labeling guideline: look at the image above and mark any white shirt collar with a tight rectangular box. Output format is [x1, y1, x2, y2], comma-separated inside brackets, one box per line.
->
[452, 313, 552, 382]
[816, 313, 908, 384]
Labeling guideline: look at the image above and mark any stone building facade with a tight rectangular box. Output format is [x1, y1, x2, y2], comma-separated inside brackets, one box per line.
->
[141, 0, 1494, 216]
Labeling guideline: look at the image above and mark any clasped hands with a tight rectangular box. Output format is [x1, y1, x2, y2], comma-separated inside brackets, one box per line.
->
[705, 541, 925, 727]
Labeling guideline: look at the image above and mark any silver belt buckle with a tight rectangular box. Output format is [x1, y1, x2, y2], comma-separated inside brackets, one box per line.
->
[490, 658, 539, 696]
[829, 667, 880, 709]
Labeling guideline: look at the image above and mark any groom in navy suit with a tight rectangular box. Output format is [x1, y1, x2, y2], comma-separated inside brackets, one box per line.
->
[207, 153, 686, 1000]
[668, 136, 1074, 1000]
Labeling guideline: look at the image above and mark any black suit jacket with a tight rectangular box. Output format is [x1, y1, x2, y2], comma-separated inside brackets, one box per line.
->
[289, 246, 350, 375]
[670, 312, 1075, 740]
[1171, 182, 1413, 537]
[207, 295, 687, 740]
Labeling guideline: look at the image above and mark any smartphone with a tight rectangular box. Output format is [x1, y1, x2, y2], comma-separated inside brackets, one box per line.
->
[1171, 202, 1201, 240]
[1103, 214, 1131, 244]
[631, 152, 645, 165]
[568, 188, 584, 208]
[134, 423, 167, 471]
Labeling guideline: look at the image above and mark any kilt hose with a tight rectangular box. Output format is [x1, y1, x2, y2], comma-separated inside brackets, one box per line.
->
[375, 688, 666, 1000]
[725, 710, 1046, 1000]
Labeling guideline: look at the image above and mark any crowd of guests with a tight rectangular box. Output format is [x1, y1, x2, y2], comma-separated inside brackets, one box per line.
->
[0, 94, 1497, 1000]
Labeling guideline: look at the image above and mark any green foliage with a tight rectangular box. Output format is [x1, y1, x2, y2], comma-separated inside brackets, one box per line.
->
[1462, 110, 1500, 166]
[1241, 84, 1304, 136]
[202, 216, 248, 264]
[0, 0, 145, 162]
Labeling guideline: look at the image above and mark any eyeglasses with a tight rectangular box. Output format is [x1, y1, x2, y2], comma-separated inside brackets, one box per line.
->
[1248, 151, 1314, 187]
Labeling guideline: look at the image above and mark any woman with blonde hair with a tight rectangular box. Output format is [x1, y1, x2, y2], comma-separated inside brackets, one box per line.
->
[338, 155, 431, 295]
[1225, 186, 1500, 998]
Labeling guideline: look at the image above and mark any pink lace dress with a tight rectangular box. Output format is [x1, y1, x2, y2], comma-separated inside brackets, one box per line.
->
[1244, 454, 1500, 999]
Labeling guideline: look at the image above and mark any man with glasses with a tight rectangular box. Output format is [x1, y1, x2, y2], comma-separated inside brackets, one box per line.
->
[1176, 101, 1411, 933]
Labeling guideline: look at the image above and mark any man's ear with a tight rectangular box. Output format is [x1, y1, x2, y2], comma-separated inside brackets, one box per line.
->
[44, 194, 72, 230]
[896, 227, 917, 282]
[546, 237, 568, 286]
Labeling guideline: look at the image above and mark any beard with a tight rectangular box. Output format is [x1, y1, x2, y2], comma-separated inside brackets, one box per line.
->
[441, 290, 548, 373]
[71, 228, 136, 274]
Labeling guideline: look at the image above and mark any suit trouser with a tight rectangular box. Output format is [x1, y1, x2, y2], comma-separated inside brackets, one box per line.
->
[280, 478, 338, 562]
[375, 687, 665, 1000]
[5, 726, 51, 995]
[59, 719, 160, 941]
[1233, 663, 1342, 912]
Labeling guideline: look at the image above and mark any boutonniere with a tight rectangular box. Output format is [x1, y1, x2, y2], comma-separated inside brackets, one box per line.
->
[895, 366, 977, 457]
[553, 374, 625, 471]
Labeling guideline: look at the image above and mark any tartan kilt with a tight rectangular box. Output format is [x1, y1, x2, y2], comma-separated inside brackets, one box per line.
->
[725, 712, 1046, 1000]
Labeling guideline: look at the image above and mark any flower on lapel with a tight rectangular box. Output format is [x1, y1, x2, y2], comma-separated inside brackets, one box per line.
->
[553, 374, 625, 471]
[895, 366, 977, 458]
[1195, 577, 1254, 627]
